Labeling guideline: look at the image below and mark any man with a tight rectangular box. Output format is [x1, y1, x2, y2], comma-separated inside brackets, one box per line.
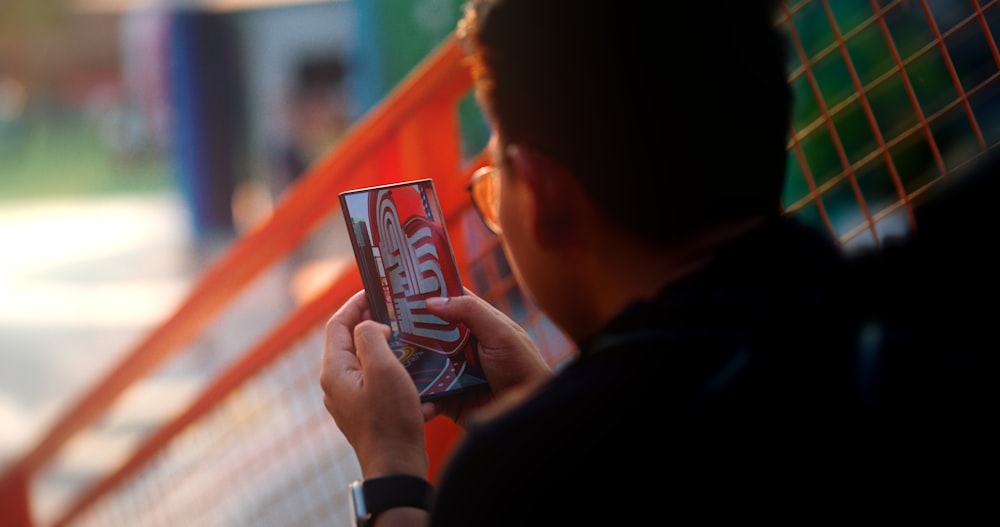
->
[320, 0, 991, 524]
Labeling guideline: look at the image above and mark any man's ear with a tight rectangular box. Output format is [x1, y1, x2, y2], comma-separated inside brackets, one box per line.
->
[507, 144, 584, 248]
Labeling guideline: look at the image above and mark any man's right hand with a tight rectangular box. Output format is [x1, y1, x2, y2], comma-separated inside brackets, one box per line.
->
[422, 289, 553, 426]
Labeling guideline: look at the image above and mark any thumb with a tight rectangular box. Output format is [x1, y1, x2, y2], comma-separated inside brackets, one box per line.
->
[424, 292, 515, 337]
[424, 292, 551, 394]
[353, 321, 404, 379]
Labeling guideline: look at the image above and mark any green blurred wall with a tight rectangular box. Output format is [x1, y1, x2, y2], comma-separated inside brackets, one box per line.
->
[350, 0, 489, 161]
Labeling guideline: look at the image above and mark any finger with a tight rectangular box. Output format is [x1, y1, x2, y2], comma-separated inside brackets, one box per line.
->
[421, 401, 439, 422]
[319, 340, 362, 405]
[320, 291, 372, 400]
[326, 290, 372, 354]
[353, 320, 393, 365]
[424, 292, 551, 394]
[424, 292, 518, 337]
[352, 321, 414, 393]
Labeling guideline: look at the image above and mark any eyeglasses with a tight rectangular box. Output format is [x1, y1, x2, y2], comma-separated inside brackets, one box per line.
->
[467, 165, 502, 234]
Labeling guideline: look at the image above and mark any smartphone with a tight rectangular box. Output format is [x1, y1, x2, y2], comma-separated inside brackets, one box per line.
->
[339, 179, 487, 401]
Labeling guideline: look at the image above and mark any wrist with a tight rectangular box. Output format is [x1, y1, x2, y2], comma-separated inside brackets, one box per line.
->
[359, 446, 428, 479]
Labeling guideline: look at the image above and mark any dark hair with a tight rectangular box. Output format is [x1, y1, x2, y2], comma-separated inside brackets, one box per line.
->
[458, 0, 792, 245]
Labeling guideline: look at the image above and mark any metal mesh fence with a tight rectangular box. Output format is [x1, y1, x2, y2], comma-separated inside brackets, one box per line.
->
[782, 0, 1000, 250]
[71, 330, 358, 527]
[56, 215, 572, 527]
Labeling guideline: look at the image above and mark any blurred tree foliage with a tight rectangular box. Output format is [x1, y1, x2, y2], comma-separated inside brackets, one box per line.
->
[0, 0, 66, 35]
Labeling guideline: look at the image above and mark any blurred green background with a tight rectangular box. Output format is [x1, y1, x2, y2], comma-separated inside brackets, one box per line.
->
[0, 0, 170, 201]
[0, 113, 170, 200]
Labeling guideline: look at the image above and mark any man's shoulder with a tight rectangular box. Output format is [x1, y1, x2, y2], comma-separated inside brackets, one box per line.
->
[832, 150, 998, 420]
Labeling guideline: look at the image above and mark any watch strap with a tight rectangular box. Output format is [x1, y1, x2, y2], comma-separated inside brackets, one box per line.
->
[363, 474, 435, 518]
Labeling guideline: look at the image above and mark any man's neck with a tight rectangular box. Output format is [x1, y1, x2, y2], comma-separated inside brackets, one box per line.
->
[565, 214, 769, 343]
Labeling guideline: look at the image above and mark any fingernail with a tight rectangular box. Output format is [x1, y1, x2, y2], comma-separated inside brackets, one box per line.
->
[425, 296, 448, 307]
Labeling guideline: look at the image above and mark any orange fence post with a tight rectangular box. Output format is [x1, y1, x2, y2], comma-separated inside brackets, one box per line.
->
[425, 418, 463, 483]
[0, 34, 481, 526]
[0, 465, 33, 527]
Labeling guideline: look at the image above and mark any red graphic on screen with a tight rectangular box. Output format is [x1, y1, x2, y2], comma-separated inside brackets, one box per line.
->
[356, 182, 481, 399]
[369, 187, 466, 354]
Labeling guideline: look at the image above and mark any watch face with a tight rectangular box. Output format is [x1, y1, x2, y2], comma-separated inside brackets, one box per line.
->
[350, 480, 368, 527]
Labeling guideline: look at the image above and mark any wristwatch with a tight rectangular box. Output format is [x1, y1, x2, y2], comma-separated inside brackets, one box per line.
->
[349, 475, 435, 527]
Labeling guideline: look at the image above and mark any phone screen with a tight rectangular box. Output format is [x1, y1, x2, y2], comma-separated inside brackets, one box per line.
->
[339, 179, 487, 400]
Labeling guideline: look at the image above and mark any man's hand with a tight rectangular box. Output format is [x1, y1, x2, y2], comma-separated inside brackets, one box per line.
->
[320, 290, 429, 479]
[421, 289, 553, 426]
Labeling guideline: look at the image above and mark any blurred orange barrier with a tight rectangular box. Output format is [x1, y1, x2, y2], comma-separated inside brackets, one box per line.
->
[0, 35, 567, 527]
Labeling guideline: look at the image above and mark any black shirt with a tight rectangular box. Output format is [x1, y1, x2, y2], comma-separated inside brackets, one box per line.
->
[429, 214, 993, 525]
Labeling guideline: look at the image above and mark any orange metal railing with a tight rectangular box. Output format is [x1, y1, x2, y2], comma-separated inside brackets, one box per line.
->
[0, 35, 562, 527]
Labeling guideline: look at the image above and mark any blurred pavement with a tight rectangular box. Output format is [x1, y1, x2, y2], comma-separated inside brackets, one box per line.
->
[0, 190, 198, 471]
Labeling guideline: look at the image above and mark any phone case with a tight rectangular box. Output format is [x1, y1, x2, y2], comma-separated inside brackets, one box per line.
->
[339, 179, 487, 401]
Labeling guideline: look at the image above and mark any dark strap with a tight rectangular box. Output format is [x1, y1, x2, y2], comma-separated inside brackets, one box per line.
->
[364, 474, 435, 517]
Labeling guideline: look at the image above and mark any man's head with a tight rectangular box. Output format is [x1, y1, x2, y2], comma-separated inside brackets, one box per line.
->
[458, 0, 792, 246]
